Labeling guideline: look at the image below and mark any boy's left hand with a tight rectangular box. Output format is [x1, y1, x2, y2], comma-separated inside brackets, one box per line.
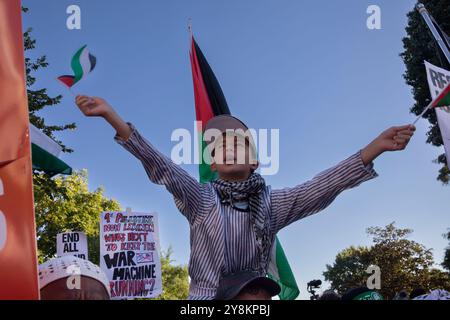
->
[361, 124, 416, 166]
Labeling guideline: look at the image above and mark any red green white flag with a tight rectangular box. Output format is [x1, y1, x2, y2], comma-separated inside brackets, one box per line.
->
[58, 45, 97, 88]
[431, 83, 450, 108]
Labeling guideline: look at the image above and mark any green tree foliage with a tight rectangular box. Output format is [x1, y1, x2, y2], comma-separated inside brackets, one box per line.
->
[323, 223, 450, 299]
[153, 248, 189, 300]
[23, 6, 80, 221]
[34, 170, 121, 264]
[401, 0, 450, 184]
[321, 246, 372, 294]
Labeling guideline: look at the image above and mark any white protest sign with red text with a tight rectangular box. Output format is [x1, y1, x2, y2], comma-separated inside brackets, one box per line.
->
[100, 211, 162, 299]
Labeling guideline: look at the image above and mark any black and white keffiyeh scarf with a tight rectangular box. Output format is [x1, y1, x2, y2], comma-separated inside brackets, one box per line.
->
[212, 172, 272, 273]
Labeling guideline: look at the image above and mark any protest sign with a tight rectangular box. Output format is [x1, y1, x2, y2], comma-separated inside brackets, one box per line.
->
[57, 231, 88, 260]
[424, 61, 450, 168]
[100, 211, 162, 299]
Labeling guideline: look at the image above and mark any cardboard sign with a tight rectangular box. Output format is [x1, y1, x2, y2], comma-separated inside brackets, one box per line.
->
[57, 232, 88, 260]
[100, 211, 162, 300]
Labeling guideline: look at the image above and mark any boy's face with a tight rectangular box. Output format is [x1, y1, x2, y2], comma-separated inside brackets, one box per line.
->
[210, 133, 258, 181]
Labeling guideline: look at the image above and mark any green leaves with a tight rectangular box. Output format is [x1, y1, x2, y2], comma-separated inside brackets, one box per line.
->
[34, 170, 121, 265]
[33, 171, 190, 298]
[323, 223, 450, 299]
[152, 247, 189, 300]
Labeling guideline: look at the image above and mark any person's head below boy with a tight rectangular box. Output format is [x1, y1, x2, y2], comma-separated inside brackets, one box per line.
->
[204, 115, 259, 182]
[39, 256, 110, 300]
[214, 271, 281, 300]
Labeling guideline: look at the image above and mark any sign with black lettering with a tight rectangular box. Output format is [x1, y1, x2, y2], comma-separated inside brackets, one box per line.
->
[100, 211, 162, 300]
[57, 231, 88, 260]
[424, 61, 450, 168]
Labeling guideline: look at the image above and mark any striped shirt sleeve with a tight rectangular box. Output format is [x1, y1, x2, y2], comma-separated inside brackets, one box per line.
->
[114, 123, 207, 225]
[270, 151, 378, 234]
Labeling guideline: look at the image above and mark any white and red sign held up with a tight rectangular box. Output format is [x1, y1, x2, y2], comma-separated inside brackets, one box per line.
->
[100, 211, 162, 300]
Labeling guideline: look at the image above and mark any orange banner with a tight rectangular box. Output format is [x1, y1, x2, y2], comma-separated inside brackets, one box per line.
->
[0, 0, 39, 299]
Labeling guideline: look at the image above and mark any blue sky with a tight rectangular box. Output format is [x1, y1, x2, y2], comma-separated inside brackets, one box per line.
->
[23, 0, 449, 299]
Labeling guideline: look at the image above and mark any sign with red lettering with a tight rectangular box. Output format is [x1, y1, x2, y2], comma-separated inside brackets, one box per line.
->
[100, 211, 162, 299]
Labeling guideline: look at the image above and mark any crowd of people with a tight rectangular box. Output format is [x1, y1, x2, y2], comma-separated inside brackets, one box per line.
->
[317, 287, 450, 301]
[39, 255, 450, 301]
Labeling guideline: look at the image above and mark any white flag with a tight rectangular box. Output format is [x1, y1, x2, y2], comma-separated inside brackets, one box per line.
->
[424, 61, 450, 168]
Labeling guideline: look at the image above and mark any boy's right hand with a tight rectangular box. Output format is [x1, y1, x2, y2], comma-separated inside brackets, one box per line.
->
[75, 95, 132, 140]
[75, 95, 113, 118]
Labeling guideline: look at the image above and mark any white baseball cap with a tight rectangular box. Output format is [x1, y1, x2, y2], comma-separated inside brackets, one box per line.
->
[38, 256, 110, 296]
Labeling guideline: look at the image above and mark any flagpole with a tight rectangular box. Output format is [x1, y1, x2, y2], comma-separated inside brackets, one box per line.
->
[412, 100, 433, 125]
[416, 3, 450, 64]
[188, 18, 193, 42]
[55, 78, 78, 99]
[68, 87, 77, 98]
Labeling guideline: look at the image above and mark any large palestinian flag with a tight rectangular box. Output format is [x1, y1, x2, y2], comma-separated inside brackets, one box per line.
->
[189, 36, 299, 300]
[189, 37, 230, 183]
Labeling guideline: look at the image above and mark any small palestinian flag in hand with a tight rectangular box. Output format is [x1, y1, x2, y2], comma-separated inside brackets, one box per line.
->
[58, 45, 96, 88]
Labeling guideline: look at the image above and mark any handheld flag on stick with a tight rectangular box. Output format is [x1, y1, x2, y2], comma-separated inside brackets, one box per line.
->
[413, 82, 450, 125]
[189, 34, 299, 300]
[58, 45, 97, 89]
